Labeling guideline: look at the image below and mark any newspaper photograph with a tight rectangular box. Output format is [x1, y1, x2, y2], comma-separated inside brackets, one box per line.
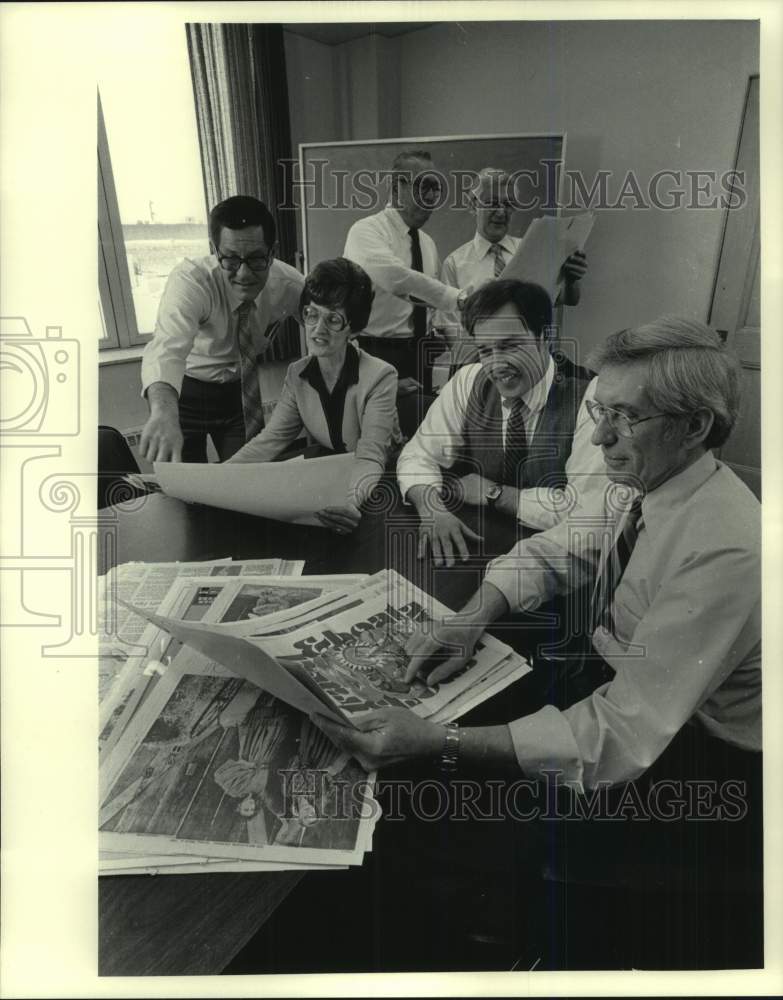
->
[100, 664, 378, 868]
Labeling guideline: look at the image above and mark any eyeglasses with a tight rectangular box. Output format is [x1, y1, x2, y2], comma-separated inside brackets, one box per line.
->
[586, 400, 670, 438]
[216, 250, 273, 274]
[302, 304, 350, 334]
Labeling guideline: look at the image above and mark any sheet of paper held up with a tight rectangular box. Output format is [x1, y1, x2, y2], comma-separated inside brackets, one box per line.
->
[154, 452, 356, 525]
[500, 212, 595, 300]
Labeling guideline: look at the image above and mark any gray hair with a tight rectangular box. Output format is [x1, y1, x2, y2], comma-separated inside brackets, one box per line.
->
[471, 167, 510, 202]
[390, 148, 433, 190]
[588, 316, 741, 449]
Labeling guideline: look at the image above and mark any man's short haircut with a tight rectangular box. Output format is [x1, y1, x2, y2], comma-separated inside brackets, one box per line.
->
[588, 317, 741, 449]
[462, 279, 553, 341]
[299, 257, 375, 333]
[208, 195, 276, 249]
[391, 148, 433, 190]
[471, 167, 510, 202]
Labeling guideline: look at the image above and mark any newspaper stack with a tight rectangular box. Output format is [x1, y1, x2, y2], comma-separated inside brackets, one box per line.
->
[99, 566, 530, 875]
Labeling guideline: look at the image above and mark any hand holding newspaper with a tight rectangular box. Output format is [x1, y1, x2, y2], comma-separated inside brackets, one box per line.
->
[500, 212, 594, 300]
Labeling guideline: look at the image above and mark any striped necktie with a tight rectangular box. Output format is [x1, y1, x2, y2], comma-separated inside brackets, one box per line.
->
[490, 243, 505, 278]
[236, 301, 264, 441]
[502, 397, 529, 486]
[590, 495, 644, 636]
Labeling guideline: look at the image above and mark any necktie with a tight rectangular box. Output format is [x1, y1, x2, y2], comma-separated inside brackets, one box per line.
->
[408, 227, 427, 343]
[236, 301, 264, 441]
[502, 398, 528, 486]
[590, 495, 644, 636]
[490, 243, 505, 278]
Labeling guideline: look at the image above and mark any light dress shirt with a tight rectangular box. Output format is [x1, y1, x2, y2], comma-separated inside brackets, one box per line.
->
[140, 255, 304, 396]
[434, 232, 521, 339]
[484, 451, 761, 789]
[397, 361, 605, 530]
[343, 206, 460, 340]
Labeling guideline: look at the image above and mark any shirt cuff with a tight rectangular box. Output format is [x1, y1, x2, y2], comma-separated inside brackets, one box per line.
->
[140, 360, 185, 399]
[507, 705, 584, 789]
[484, 553, 547, 615]
[516, 487, 569, 531]
[396, 471, 443, 505]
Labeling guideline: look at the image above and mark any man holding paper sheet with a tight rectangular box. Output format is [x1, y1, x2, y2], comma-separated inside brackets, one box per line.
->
[397, 279, 605, 563]
[139, 196, 304, 464]
[436, 168, 589, 369]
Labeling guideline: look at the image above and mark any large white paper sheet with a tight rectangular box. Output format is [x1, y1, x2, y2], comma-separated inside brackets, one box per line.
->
[154, 453, 357, 525]
[500, 212, 594, 299]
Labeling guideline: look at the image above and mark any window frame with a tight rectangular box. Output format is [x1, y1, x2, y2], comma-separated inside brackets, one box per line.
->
[98, 91, 152, 351]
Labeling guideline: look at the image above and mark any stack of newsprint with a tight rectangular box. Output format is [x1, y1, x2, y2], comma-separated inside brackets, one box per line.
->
[99, 560, 531, 876]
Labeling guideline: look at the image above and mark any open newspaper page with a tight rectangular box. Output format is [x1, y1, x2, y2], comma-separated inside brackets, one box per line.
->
[99, 559, 306, 744]
[100, 659, 378, 869]
[100, 574, 364, 765]
[142, 569, 529, 723]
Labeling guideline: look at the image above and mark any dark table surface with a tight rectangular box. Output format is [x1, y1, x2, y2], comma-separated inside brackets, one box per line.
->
[98, 480, 528, 976]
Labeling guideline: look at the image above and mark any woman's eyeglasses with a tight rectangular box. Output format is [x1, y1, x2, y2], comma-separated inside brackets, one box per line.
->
[302, 304, 349, 334]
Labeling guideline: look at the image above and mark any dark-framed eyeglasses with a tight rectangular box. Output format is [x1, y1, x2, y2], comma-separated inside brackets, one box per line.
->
[216, 250, 273, 274]
[586, 399, 670, 438]
[302, 304, 350, 334]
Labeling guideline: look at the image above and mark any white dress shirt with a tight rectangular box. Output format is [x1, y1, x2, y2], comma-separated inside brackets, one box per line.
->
[343, 206, 460, 339]
[140, 256, 304, 395]
[485, 451, 761, 789]
[397, 361, 605, 530]
[434, 233, 521, 339]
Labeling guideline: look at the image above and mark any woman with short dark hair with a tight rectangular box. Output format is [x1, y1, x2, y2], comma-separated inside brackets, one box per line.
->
[229, 258, 400, 532]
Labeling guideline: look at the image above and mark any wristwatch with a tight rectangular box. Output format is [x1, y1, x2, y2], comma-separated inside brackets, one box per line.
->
[485, 483, 503, 507]
[439, 721, 460, 773]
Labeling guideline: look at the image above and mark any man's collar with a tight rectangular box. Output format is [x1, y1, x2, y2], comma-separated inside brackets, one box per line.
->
[638, 450, 717, 535]
[499, 356, 554, 415]
[384, 205, 412, 237]
[473, 231, 516, 258]
[300, 341, 361, 390]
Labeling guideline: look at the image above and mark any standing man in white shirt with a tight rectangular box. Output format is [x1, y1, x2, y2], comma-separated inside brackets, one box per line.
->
[343, 149, 469, 392]
[436, 168, 588, 366]
[139, 195, 304, 463]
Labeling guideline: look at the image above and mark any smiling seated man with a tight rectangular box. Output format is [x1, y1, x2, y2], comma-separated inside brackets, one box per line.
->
[314, 318, 762, 967]
[139, 195, 304, 464]
[228, 258, 400, 535]
[397, 278, 605, 565]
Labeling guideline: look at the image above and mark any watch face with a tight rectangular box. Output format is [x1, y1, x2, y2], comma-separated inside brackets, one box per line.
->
[486, 484, 503, 504]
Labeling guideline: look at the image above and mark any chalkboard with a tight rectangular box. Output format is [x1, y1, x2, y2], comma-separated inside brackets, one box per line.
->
[299, 133, 566, 272]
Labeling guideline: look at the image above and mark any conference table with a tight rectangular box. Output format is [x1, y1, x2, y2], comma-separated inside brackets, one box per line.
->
[98, 480, 537, 976]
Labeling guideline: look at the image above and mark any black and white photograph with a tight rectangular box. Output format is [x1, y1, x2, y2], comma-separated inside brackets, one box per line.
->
[1, 2, 781, 997]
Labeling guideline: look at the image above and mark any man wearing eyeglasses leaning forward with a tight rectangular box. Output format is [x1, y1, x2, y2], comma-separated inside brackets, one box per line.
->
[140, 195, 304, 463]
[316, 317, 761, 798]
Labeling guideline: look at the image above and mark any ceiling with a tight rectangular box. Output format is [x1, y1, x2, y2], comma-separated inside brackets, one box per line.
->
[282, 22, 435, 46]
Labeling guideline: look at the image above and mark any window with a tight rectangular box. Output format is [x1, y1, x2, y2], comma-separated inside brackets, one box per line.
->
[98, 25, 208, 351]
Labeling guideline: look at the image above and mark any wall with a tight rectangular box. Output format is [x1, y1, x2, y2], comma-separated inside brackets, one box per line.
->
[397, 19, 759, 359]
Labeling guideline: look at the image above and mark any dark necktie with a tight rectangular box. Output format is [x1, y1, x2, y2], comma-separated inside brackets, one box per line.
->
[408, 227, 427, 343]
[590, 495, 644, 636]
[236, 301, 264, 441]
[502, 398, 529, 486]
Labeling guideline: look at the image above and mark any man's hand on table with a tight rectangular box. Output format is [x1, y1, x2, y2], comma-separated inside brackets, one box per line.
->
[311, 707, 444, 771]
[315, 502, 362, 534]
[140, 382, 183, 463]
[418, 510, 482, 566]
